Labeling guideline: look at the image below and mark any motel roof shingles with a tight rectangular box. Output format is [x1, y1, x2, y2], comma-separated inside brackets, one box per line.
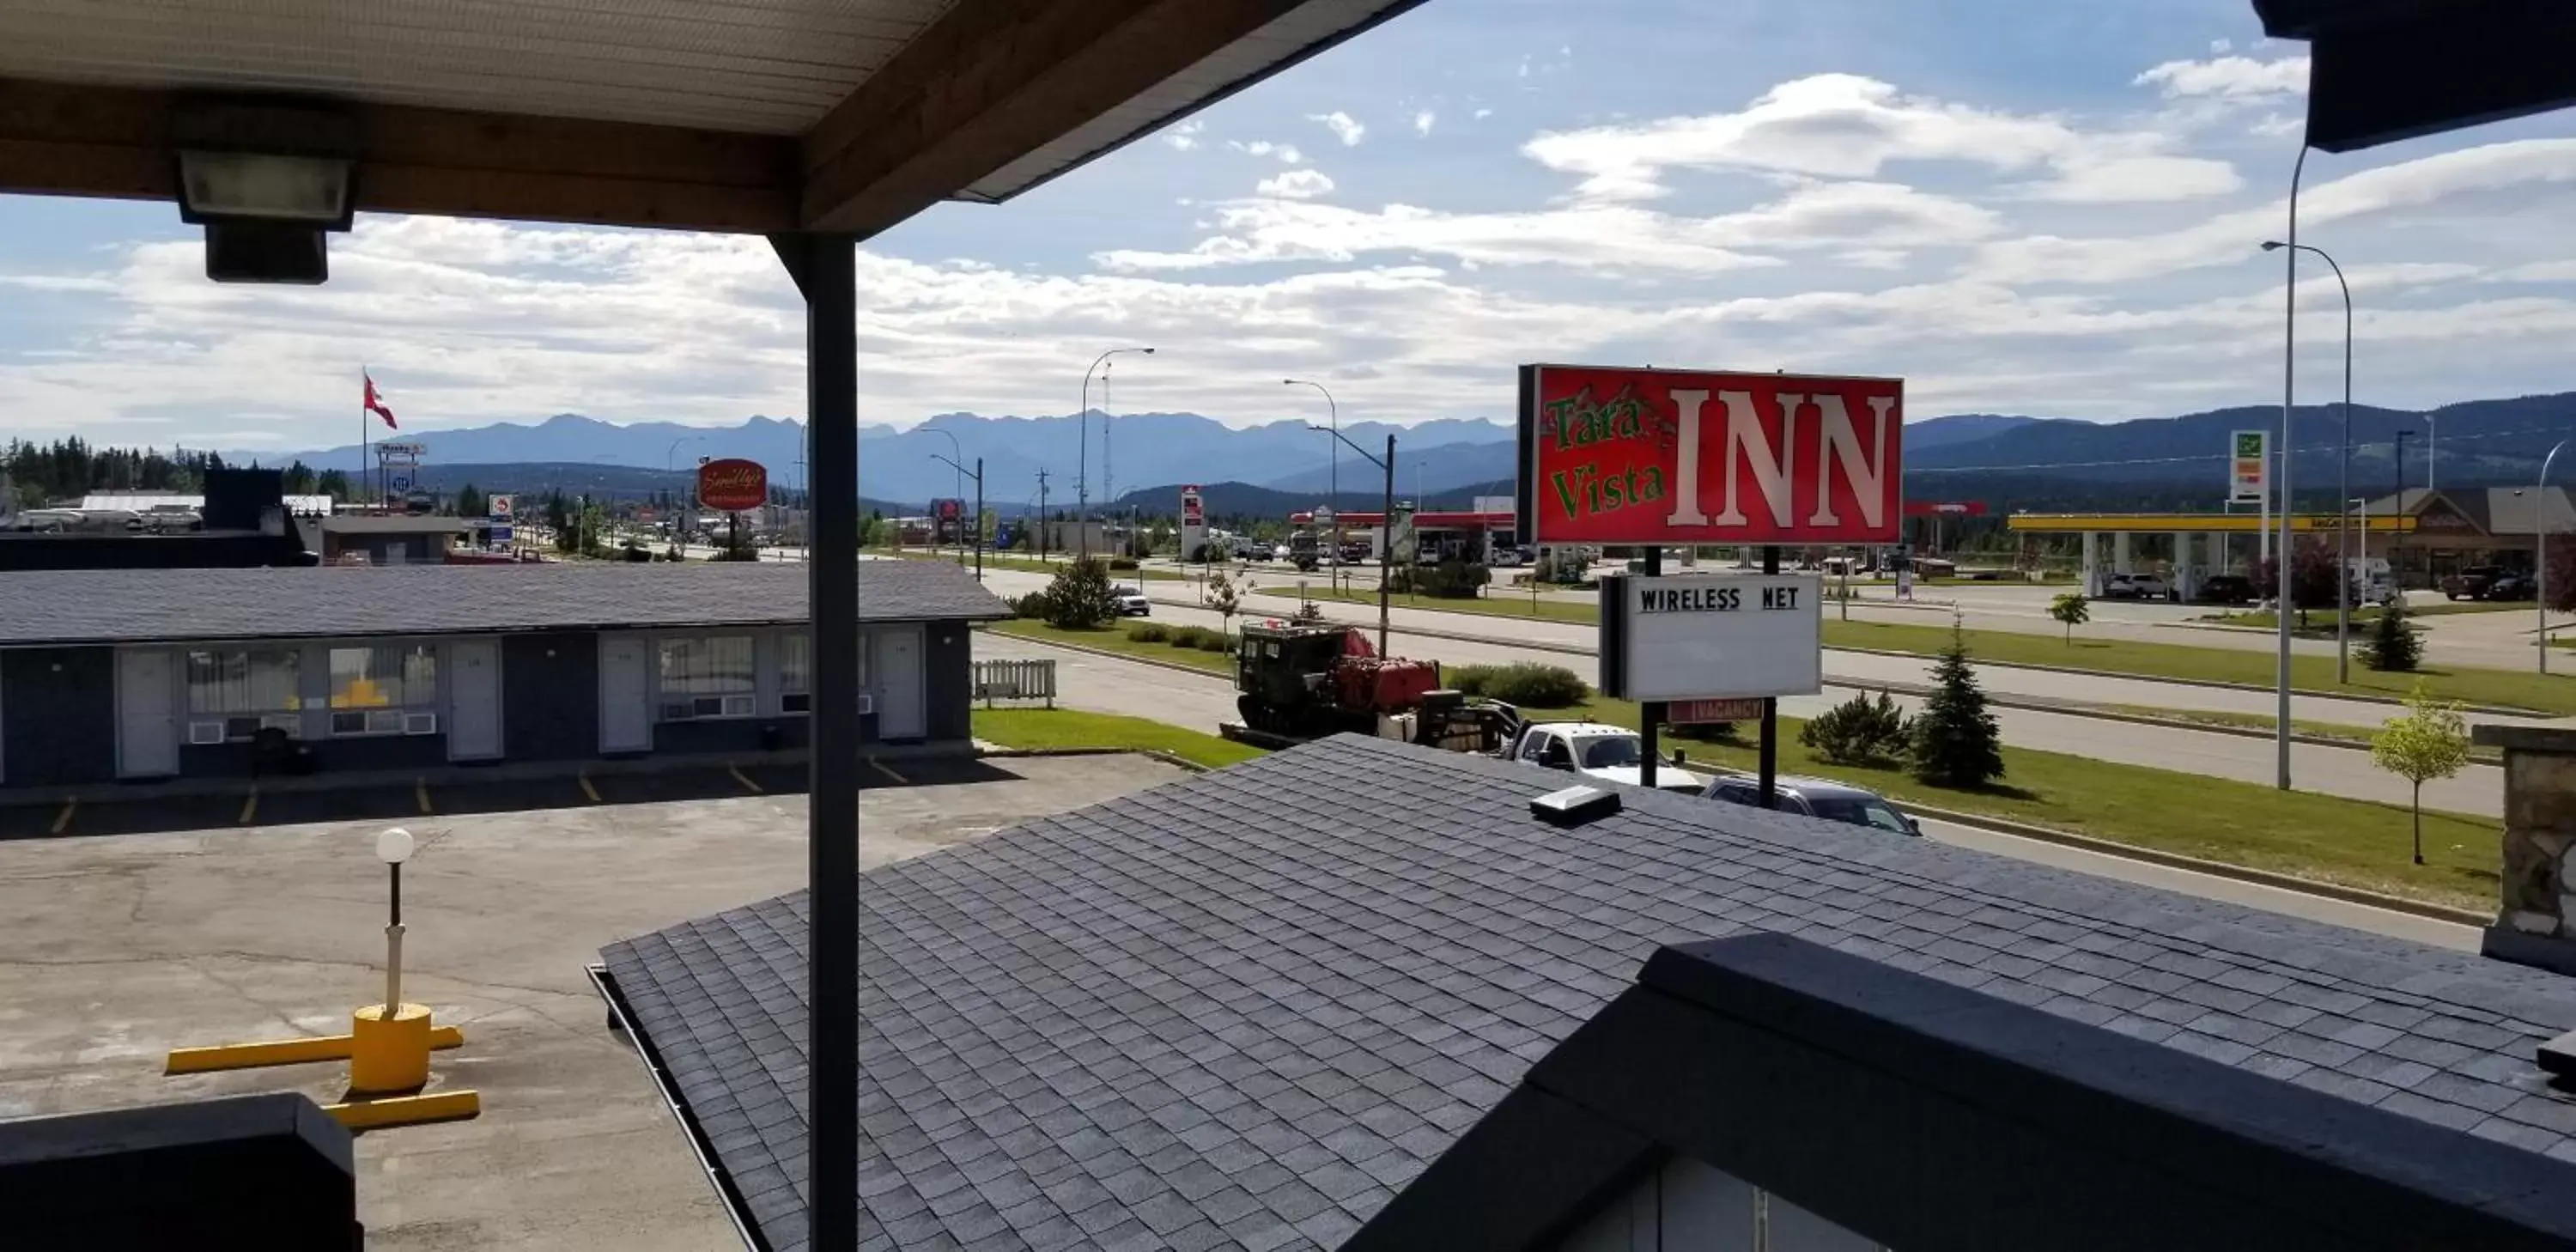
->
[599, 735, 2576, 1252]
[0, 559, 1006, 647]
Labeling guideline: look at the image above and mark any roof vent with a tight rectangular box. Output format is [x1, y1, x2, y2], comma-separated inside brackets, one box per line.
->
[2539, 1027, 2576, 1080]
[1532, 783, 1620, 825]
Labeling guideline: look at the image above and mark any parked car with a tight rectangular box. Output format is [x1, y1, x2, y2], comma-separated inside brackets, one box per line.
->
[1701, 774, 1920, 836]
[2441, 565, 2532, 601]
[2103, 572, 2172, 600]
[1486, 544, 1527, 568]
[1110, 585, 1151, 617]
[2196, 574, 2257, 605]
[1507, 721, 1708, 795]
[1247, 542, 1276, 562]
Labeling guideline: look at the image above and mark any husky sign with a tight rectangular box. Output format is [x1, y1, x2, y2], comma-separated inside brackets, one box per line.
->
[1516, 366, 1905, 546]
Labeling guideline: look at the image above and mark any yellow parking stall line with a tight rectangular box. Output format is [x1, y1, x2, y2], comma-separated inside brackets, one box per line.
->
[322, 1088, 481, 1131]
[238, 786, 258, 826]
[49, 798, 76, 836]
[729, 763, 763, 794]
[415, 778, 433, 815]
[578, 772, 603, 804]
[867, 757, 907, 785]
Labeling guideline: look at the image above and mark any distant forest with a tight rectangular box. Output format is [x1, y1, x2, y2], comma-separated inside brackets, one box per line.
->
[3, 437, 350, 507]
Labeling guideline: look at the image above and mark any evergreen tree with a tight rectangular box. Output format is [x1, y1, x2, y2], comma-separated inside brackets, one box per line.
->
[2364, 599, 2422, 672]
[1907, 617, 2005, 788]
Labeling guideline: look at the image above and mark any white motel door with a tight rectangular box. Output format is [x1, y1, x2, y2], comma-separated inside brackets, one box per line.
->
[447, 640, 502, 761]
[117, 649, 179, 778]
[878, 626, 926, 739]
[598, 636, 652, 753]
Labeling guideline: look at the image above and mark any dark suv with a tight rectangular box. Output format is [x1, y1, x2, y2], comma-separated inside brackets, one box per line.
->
[2197, 574, 2257, 605]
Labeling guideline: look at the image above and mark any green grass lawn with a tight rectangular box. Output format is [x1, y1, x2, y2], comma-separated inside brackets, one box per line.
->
[1256, 586, 2576, 714]
[2199, 602, 2529, 629]
[1525, 696, 2496, 912]
[988, 619, 1235, 672]
[972, 708, 1266, 769]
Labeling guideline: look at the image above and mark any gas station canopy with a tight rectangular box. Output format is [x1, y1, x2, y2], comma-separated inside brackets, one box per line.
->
[2010, 513, 2416, 534]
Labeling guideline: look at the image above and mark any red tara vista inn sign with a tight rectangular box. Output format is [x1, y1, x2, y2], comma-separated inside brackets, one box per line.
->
[697, 458, 768, 512]
[1516, 366, 1905, 546]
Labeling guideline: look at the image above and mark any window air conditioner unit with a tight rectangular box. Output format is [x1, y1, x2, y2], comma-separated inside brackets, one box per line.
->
[404, 713, 438, 735]
[781, 693, 811, 714]
[188, 720, 228, 745]
[331, 711, 368, 736]
[659, 702, 695, 721]
[856, 692, 873, 715]
[720, 695, 756, 717]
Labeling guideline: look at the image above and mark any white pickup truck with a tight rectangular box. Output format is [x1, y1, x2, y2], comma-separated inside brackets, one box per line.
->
[1505, 721, 1709, 795]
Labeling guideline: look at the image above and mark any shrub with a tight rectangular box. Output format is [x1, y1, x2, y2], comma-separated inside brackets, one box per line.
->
[1295, 599, 1326, 622]
[1039, 558, 1121, 629]
[1127, 622, 1171, 643]
[1448, 662, 1588, 708]
[1106, 556, 1140, 571]
[2364, 599, 2422, 672]
[1907, 621, 2005, 788]
[1169, 625, 1218, 650]
[1009, 590, 1050, 619]
[1193, 630, 1231, 653]
[1800, 690, 1908, 764]
[1668, 720, 1742, 744]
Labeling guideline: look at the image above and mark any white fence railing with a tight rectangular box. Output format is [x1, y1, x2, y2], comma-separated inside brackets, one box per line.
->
[973, 659, 1056, 708]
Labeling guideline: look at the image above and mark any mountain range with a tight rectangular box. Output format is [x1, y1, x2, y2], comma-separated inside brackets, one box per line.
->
[246, 392, 2576, 514]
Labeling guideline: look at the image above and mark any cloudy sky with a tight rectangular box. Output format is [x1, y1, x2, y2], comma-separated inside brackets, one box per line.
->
[3, 0, 2574, 452]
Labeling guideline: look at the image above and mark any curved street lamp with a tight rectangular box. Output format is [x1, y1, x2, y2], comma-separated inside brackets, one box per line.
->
[2545, 439, 2568, 675]
[1079, 348, 1154, 556]
[2263, 239, 2354, 682]
[1284, 378, 1340, 573]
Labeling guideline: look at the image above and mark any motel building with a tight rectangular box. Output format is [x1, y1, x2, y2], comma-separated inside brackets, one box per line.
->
[0, 561, 1004, 793]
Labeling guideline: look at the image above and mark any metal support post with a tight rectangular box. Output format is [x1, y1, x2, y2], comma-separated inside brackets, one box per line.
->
[1640, 544, 1662, 790]
[1759, 545, 1780, 808]
[774, 231, 860, 1252]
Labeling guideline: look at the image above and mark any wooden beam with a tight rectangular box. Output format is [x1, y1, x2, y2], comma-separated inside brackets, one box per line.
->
[0, 77, 799, 234]
[799, 0, 1303, 235]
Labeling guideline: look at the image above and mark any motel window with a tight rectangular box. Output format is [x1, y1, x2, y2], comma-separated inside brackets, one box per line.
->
[780, 635, 811, 714]
[185, 648, 302, 743]
[327, 645, 440, 737]
[659, 635, 756, 720]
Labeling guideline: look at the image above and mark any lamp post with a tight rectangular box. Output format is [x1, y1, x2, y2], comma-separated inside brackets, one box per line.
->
[665, 435, 702, 554]
[2271, 143, 2309, 791]
[2263, 239, 2353, 682]
[376, 826, 415, 1012]
[927, 427, 965, 565]
[1285, 379, 1339, 578]
[2544, 440, 2567, 675]
[930, 453, 985, 581]
[1079, 348, 1154, 557]
[1310, 422, 1394, 658]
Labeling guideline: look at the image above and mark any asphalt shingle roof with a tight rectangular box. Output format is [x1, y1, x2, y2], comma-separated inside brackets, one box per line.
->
[599, 735, 2576, 1252]
[0, 558, 1007, 646]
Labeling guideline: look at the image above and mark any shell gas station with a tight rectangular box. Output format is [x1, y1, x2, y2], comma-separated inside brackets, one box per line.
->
[2008, 510, 2417, 598]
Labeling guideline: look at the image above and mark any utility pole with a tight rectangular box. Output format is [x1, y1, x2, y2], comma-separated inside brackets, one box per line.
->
[1035, 469, 1051, 564]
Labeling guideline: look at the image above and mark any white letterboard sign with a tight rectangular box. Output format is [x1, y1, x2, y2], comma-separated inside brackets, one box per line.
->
[1598, 573, 1824, 702]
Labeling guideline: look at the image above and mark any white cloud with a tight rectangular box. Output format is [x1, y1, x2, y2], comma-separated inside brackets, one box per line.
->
[1255, 169, 1337, 200]
[2209, 38, 2233, 54]
[1165, 120, 1203, 151]
[2133, 54, 2308, 100]
[1522, 74, 2236, 204]
[1413, 111, 1437, 137]
[1307, 112, 1366, 147]
[1228, 140, 1305, 165]
[2021, 154, 2244, 203]
[2250, 112, 2303, 138]
[1473, 108, 1492, 120]
[1093, 179, 1997, 274]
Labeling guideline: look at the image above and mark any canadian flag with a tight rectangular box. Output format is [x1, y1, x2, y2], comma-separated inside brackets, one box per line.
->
[364, 374, 398, 429]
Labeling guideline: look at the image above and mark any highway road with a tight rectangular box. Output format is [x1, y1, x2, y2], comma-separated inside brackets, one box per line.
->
[976, 631, 2477, 951]
[956, 563, 2510, 816]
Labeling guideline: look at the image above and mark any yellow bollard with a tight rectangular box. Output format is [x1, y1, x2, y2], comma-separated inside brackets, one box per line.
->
[349, 1003, 434, 1095]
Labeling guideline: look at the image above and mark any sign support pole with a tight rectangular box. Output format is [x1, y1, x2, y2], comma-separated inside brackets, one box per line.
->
[1640, 544, 1662, 789]
[1759, 544, 1781, 809]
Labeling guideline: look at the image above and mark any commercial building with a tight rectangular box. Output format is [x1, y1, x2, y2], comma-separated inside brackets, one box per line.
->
[599, 735, 2576, 1252]
[0, 561, 1005, 791]
[2355, 487, 2576, 586]
[297, 514, 469, 565]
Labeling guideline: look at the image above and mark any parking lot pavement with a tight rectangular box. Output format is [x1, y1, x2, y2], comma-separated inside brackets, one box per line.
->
[0, 751, 1191, 1250]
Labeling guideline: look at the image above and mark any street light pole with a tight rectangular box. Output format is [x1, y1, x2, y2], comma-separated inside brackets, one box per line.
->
[2544, 440, 2567, 675]
[1079, 347, 1155, 559]
[2263, 240, 2353, 682]
[929, 453, 986, 582]
[1285, 379, 1339, 576]
[1311, 422, 1392, 657]
[927, 427, 965, 565]
[2273, 143, 2308, 791]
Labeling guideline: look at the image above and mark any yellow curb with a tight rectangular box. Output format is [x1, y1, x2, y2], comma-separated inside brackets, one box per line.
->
[415, 778, 433, 815]
[166, 1024, 465, 1075]
[578, 772, 602, 803]
[238, 786, 258, 826]
[49, 798, 76, 836]
[323, 1088, 481, 1131]
[729, 763, 763, 794]
[867, 757, 907, 785]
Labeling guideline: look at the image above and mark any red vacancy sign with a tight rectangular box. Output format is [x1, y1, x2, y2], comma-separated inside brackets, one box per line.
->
[1669, 697, 1765, 725]
[697, 459, 768, 512]
[1516, 366, 1904, 546]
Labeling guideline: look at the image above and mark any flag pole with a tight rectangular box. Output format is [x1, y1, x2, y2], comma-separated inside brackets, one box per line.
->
[361, 365, 371, 512]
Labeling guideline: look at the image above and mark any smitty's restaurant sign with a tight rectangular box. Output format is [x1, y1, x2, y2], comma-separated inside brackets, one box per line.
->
[1516, 366, 1905, 546]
